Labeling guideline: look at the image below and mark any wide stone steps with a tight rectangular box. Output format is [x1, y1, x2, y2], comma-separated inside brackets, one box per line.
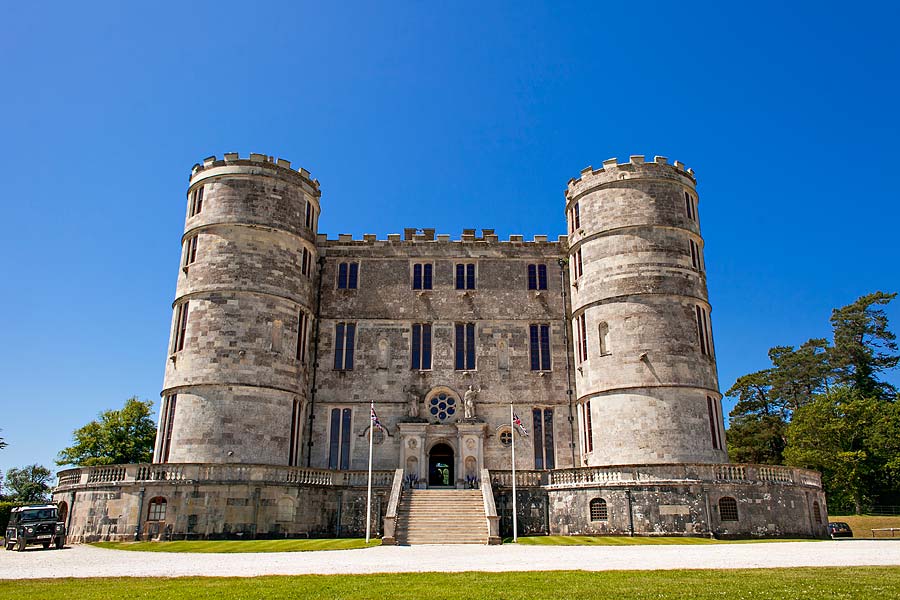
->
[394, 489, 489, 545]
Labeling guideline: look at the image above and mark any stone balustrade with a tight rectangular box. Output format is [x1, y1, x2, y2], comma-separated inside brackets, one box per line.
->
[56, 463, 395, 490]
[488, 463, 821, 489]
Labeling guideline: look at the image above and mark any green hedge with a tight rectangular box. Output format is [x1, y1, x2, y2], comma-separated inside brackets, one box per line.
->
[0, 501, 27, 534]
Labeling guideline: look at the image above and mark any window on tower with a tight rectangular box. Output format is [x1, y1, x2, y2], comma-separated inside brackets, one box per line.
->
[333, 322, 356, 370]
[529, 324, 551, 371]
[337, 262, 359, 289]
[412, 263, 433, 290]
[328, 407, 352, 470]
[527, 264, 548, 290]
[532, 407, 555, 469]
[455, 263, 476, 290]
[188, 185, 204, 217]
[455, 322, 476, 370]
[411, 323, 432, 370]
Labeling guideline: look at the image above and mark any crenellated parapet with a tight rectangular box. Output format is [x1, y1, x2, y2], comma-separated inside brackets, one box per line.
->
[189, 152, 320, 194]
[319, 229, 567, 246]
[565, 155, 695, 204]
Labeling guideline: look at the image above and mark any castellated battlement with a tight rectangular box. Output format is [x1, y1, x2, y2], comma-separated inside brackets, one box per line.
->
[318, 228, 567, 245]
[189, 152, 320, 191]
[565, 154, 696, 200]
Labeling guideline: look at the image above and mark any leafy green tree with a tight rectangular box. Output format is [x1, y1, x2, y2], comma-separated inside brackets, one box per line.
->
[829, 291, 898, 399]
[4, 465, 53, 503]
[725, 414, 786, 465]
[56, 397, 157, 467]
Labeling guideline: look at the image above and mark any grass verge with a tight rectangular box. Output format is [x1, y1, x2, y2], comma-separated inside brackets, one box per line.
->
[92, 538, 380, 553]
[507, 535, 820, 545]
[2, 568, 899, 599]
[829, 515, 900, 538]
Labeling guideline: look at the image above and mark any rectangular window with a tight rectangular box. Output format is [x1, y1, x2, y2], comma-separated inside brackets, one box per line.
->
[157, 394, 177, 463]
[333, 322, 356, 370]
[573, 202, 581, 230]
[529, 324, 551, 371]
[411, 323, 432, 370]
[328, 407, 352, 470]
[455, 323, 476, 370]
[685, 191, 697, 222]
[527, 264, 548, 290]
[455, 263, 476, 290]
[533, 408, 555, 469]
[301, 248, 311, 277]
[707, 396, 722, 450]
[189, 185, 204, 217]
[182, 235, 199, 267]
[575, 314, 588, 363]
[696, 306, 712, 357]
[296, 311, 308, 363]
[305, 201, 313, 229]
[583, 401, 593, 454]
[337, 262, 359, 289]
[288, 398, 301, 466]
[412, 263, 433, 290]
[689, 239, 700, 270]
[572, 249, 583, 280]
[172, 302, 189, 353]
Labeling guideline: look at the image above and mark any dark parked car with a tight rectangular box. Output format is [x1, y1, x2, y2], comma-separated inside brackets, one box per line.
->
[828, 521, 853, 538]
[4, 504, 66, 551]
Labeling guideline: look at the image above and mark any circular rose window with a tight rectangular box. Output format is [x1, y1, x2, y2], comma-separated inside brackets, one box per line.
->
[429, 392, 457, 422]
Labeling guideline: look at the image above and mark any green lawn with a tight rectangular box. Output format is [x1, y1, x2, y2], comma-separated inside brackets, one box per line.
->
[92, 538, 380, 553]
[508, 535, 821, 545]
[829, 515, 900, 538]
[2, 568, 898, 599]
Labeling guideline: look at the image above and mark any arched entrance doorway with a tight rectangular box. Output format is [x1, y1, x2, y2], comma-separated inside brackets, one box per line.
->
[428, 443, 454, 487]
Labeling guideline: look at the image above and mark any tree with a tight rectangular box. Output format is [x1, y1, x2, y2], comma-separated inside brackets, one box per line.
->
[4, 465, 53, 503]
[830, 291, 898, 399]
[0, 430, 7, 451]
[56, 397, 157, 467]
[725, 413, 786, 465]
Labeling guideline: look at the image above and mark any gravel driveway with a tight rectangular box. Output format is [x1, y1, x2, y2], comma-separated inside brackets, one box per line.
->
[2, 540, 899, 579]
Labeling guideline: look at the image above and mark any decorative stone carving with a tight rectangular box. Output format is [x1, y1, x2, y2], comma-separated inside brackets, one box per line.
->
[464, 385, 480, 419]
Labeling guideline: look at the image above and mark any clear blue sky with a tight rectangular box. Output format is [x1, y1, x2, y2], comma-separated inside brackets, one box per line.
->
[1, 1, 898, 478]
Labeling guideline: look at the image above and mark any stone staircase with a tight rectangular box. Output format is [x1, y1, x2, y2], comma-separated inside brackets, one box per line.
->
[394, 489, 490, 545]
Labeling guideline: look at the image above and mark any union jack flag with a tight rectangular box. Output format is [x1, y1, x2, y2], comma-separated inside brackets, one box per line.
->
[370, 403, 386, 432]
[513, 412, 528, 437]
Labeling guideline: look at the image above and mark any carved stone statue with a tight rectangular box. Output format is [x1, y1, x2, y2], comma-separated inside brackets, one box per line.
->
[405, 386, 420, 419]
[464, 385, 480, 419]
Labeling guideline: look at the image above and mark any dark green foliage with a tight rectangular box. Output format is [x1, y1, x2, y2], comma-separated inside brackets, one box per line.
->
[4, 464, 53, 503]
[0, 500, 27, 532]
[725, 414, 786, 465]
[56, 397, 157, 467]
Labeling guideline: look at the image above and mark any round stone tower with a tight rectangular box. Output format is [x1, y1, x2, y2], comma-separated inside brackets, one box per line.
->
[566, 155, 727, 466]
[156, 153, 321, 466]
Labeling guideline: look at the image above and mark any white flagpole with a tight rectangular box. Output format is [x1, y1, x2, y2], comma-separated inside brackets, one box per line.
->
[365, 401, 375, 544]
[510, 403, 518, 543]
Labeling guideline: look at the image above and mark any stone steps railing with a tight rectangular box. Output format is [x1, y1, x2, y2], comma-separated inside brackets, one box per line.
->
[56, 463, 395, 489]
[488, 463, 821, 489]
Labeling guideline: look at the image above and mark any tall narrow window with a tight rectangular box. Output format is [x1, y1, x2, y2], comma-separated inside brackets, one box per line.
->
[328, 408, 352, 470]
[296, 312, 308, 363]
[337, 262, 359, 289]
[527, 264, 548, 290]
[689, 239, 703, 270]
[182, 235, 199, 268]
[189, 185, 204, 217]
[684, 191, 697, 222]
[695, 306, 712, 357]
[157, 394, 177, 463]
[301, 248, 311, 277]
[572, 249, 583, 280]
[455, 323, 476, 370]
[529, 324, 551, 371]
[573, 202, 581, 230]
[533, 408, 555, 469]
[333, 322, 356, 370]
[411, 323, 432, 370]
[412, 263, 433, 290]
[172, 302, 189, 353]
[583, 400, 593, 453]
[288, 398, 301, 466]
[305, 201, 313, 229]
[598, 322, 610, 356]
[575, 314, 588, 363]
[455, 263, 476, 290]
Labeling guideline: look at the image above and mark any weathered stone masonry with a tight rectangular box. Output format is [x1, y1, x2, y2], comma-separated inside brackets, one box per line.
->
[54, 152, 828, 542]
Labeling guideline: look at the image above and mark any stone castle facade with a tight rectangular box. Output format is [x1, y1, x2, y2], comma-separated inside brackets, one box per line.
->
[54, 153, 828, 542]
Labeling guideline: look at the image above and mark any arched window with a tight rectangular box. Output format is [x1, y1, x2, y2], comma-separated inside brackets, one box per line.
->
[718, 497, 738, 521]
[589, 498, 608, 522]
[147, 497, 167, 521]
[813, 501, 822, 524]
[598, 322, 610, 356]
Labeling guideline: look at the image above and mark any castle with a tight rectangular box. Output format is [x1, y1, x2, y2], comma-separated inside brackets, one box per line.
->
[54, 153, 828, 543]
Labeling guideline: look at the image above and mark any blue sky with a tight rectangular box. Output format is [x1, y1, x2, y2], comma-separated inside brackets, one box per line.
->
[1, 1, 898, 477]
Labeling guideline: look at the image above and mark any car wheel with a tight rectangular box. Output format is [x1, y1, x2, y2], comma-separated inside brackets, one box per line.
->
[4, 540, 12, 551]
[16, 537, 27, 552]
[42, 542, 50, 549]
